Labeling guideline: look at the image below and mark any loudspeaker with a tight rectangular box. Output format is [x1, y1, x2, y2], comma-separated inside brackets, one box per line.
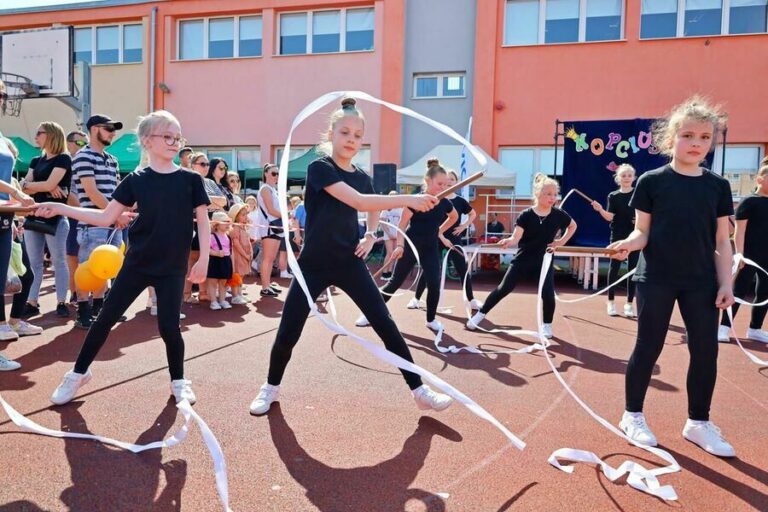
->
[372, 163, 397, 194]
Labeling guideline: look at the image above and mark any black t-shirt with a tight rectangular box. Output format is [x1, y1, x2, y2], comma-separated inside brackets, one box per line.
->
[630, 165, 733, 288]
[606, 190, 635, 239]
[29, 154, 72, 204]
[514, 207, 572, 262]
[446, 195, 472, 241]
[735, 194, 768, 265]
[406, 198, 454, 245]
[112, 167, 210, 276]
[300, 156, 374, 268]
[487, 220, 505, 234]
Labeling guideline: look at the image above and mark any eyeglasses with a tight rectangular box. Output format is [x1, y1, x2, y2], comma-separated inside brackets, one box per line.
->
[194, 160, 210, 167]
[35, 130, 47, 136]
[96, 124, 117, 133]
[149, 134, 186, 146]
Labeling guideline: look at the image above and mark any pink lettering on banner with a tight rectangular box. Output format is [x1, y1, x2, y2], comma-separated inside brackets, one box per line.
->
[616, 140, 630, 159]
[605, 132, 622, 150]
[590, 138, 605, 156]
[637, 130, 652, 149]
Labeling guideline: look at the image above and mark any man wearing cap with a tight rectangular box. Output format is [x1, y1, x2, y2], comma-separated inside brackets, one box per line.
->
[71, 115, 124, 329]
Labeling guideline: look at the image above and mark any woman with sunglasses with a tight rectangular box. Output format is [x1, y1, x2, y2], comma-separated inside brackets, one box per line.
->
[226, 171, 244, 204]
[257, 163, 283, 297]
[206, 158, 235, 211]
[21, 122, 72, 319]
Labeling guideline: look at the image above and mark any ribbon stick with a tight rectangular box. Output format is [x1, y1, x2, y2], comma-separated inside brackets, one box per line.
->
[436, 171, 485, 200]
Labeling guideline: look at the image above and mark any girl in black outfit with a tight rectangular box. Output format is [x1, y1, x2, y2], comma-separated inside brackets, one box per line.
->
[718, 164, 768, 343]
[467, 174, 576, 340]
[357, 158, 457, 332]
[411, 170, 482, 311]
[37, 110, 211, 406]
[591, 164, 638, 318]
[250, 98, 453, 416]
[609, 97, 736, 457]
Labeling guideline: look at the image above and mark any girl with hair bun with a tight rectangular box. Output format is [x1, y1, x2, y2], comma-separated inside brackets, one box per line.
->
[356, 157, 457, 332]
[250, 98, 454, 416]
[467, 173, 576, 340]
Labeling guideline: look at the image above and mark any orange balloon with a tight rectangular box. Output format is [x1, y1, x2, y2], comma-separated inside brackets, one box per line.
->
[88, 244, 124, 279]
[74, 262, 107, 292]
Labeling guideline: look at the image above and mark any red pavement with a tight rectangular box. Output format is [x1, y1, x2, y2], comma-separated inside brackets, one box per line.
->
[1, 269, 767, 511]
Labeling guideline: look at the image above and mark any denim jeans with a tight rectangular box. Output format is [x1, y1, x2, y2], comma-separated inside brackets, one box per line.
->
[76, 226, 122, 263]
[24, 217, 70, 303]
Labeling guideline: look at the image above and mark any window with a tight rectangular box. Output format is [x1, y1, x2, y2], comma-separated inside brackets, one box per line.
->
[123, 24, 142, 63]
[178, 17, 263, 60]
[96, 26, 119, 64]
[239, 16, 263, 57]
[685, 0, 723, 36]
[278, 7, 375, 55]
[586, 0, 622, 41]
[208, 18, 234, 58]
[730, 0, 768, 34]
[275, 146, 312, 164]
[498, 147, 563, 197]
[203, 147, 261, 171]
[346, 8, 374, 51]
[713, 145, 763, 197]
[641, 0, 678, 38]
[504, 0, 623, 45]
[413, 73, 466, 99]
[74, 27, 92, 64]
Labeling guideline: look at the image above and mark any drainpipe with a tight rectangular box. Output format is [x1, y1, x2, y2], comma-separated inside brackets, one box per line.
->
[149, 5, 158, 111]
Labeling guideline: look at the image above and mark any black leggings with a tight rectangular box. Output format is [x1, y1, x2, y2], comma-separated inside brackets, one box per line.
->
[74, 268, 186, 380]
[415, 242, 474, 302]
[607, 250, 639, 302]
[267, 257, 423, 390]
[480, 258, 556, 323]
[381, 242, 442, 322]
[720, 264, 768, 329]
[0, 227, 34, 321]
[626, 282, 719, 421]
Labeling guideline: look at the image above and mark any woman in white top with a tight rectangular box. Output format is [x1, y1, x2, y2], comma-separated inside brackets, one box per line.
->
[379, 191, 402, 280]
[257, 163, 283, 297]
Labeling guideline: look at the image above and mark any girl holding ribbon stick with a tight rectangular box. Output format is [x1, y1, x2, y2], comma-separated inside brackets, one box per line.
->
[608, 96, 737, 457]
[250, 98, 453, 416]
[467, 173, 576, 339]
[35, 110, 211, 406]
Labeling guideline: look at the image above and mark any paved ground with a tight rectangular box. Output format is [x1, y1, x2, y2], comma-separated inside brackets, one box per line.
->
[1, 268, 767, 512]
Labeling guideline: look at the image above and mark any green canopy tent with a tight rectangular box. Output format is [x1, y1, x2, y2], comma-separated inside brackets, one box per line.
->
[8, 136, 41, 176]
[241, 145, 322, 192]
[107, 133, 142, 173]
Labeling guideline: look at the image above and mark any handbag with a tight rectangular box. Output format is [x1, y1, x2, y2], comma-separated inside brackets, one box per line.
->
[5, 267, 21, 295]
[23, 215, 59, 235]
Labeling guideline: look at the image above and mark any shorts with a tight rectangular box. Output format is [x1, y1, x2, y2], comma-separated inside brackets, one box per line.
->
[77, 226, 123, 264]
[66, 218, 80, 257]
[280, 237, 300, 253]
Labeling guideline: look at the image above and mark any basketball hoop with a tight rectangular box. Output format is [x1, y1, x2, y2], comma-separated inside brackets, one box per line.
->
[0, 72, 40, 117]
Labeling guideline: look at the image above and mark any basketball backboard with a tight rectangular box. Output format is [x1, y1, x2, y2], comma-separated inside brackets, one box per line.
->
[0, 26, 74, 98]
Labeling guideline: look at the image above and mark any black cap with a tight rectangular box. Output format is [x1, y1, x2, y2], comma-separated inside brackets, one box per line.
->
[86, 114, 123, 131]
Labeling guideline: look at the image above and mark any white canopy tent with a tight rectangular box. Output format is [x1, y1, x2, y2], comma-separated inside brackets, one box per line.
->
[396, 145, 515, 188]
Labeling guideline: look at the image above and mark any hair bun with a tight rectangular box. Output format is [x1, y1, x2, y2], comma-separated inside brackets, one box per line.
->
[341, 97, 357, 110]
[426, 157, 440, 167]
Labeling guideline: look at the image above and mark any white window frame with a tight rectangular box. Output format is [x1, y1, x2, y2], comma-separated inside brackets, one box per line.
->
[712, 144, 764, 198]
[640, 0, 768, 39]
[74, 23, 144, 65]
[412, 73, 467, 99]
[276, 7, 375, 55]
[177, 15, 263, 60]
[498, 146, 563, 198]
[503, 0, 625, 46]
[203, 147, 262, 171]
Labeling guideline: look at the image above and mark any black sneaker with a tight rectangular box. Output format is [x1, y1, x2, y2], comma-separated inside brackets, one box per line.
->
[260, 288, 279, 297]
[56, 303, 70, 317]
[69, 292, 78, 305]
[74, 317, 92, 330]
[21, 303, 40, 319]
[381, 271, 392, 280]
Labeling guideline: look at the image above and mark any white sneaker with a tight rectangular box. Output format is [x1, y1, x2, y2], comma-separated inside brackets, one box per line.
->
[179, 312, 186, 320]
[412, 384, 453, 411]
[682, 419, 735, 457]
[150, 305, 158, 316]
[718, 325, 731, 343]
[425, 319, 443, 332]
[0, 355, 21, 371]
[466, 312, 485, 331]
[171, 379, 197, 405]
[746, 328, 768, 343]
[280, 271, 293, 279]
[231, 295, 248, 305]
[619, 411, 658, 446]
[146, 296, 155, 308]
[355, 314, 370, 327]
[624, 303, 635, 318]
[0, 324, 19, 341]
[51, 369, 93, 405]
[210, 301, 222, 311]
[469, 299, 484, 311]
[220, 300, 232, 310]
[406, 298, 422, 309]
[250, 383, 280, 415]
[542, 323, 553, 339]
[607, 302, 618, 316]
[10, 320, 43, 337]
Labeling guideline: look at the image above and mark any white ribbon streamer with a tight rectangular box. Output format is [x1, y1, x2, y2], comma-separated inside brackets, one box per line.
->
[377, 220, 423, 298]
[725, 253, 768, 366]
[276, 91, 524, 450]
[0, 392, 232, 511]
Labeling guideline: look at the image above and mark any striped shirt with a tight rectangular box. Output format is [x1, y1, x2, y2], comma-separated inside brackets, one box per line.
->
[72, 145, 119, 227]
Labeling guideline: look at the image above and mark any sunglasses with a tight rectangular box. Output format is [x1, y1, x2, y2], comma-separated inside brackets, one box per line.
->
[97, 124, 117, 133]
[268, 171, 279, 177]
[217, 165, 228, 171]
[35, 130, 47, 136]
[0, 92, 7, 101]
[194, 160, 210, 167]
[72, 139, 88, 147]
[228, 178, 240, 183]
